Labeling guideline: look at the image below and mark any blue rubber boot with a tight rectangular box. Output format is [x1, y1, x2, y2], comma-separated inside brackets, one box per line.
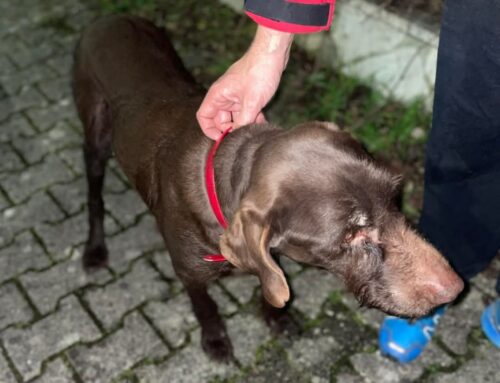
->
[379, 306, 446, 363]
[481, 299, 500, 348]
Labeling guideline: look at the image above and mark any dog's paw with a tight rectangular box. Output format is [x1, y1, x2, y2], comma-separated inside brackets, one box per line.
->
[83, 243, 108, 271]
[262, 308, 301, 336]
[201, 328, 234, 363]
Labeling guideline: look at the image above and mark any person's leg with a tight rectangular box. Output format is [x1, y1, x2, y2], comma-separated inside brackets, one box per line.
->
[380, 0, 500, 362]
[419, 0, 500, 280]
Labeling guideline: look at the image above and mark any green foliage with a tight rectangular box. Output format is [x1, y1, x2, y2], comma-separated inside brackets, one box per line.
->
[99, 0, 156, 14]
[39, 15, 75, 34]
[275, 67, 431, 159]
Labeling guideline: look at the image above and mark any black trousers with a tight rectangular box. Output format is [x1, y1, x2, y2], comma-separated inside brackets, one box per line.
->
[418, 0, 500, 293]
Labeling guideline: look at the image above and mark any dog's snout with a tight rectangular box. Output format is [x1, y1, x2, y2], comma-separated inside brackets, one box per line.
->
[420, 270, 464, 306]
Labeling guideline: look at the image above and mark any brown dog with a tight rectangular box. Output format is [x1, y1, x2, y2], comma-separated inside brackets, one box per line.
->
[72, 15, 463, 360]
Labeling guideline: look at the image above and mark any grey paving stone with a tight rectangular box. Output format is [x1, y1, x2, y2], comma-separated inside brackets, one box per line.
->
[105, 189, 148, 228]
[288, 336, 340, 373]
[234, 343, 305, 383]
[26, 99, 76, 131]
[0, 282, 33, 330]
[428, 342, 500, 383]
[0, 351, 17, 383]
[32, 358, 75, 383]
[143, 293, 197, 348]
[418, 342, 455, 370]
[334, 373, 365, 383]
[350, 351, 423, 383]
[151, 250, 176, 279]
[470, 255, 500, 297]
[17, 26, 57, 48]
[291, 268, 344, 319]
[438, 288, 485, 355]
[56, 147, 84, 175]
[1, 65, 57, 95]
[0, 230, 51, 284]
[135, 328, 237, 383]
[0, 142, 24, 173]
[220, 274, 259, 305]
[209, 284, 238, 316]
[106, 214, 164, 274]
[280, 256, 303, 276]
[227, 312, 271, 366]
[0, 34, 29, 55]
[356, 307, 385, 329]
[85, 259, 169, 329]
[2, 155, 73, 203]
[12, 121, 81, 164]
[46, 54, 73, 77]
[9, 42, 56, 69]
[0, 191, 64, 246]
[49, 177, 86, 215]
[0, 55, 16, 76]
[0, 87, 47, 122]
[2, 295, 100, 381]
[53, 34, 79, 54]
[68, 311, 167, 383]
[38, 76, 71, 102]
[310, 377, 330, 383]
[21, 251, 112, 314]
[104, 169, 129, 193]
[65, 8, 97, 31]
[35, 211, 118, 261]
[0, 114, 36, 143]
[0, 192, 8, 211]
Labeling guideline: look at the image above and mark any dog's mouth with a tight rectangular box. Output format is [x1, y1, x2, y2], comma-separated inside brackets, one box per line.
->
[374, 299, 437, 319]
[349, 281, 449, 318]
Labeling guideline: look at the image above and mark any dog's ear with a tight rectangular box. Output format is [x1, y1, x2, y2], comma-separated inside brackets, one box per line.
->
[220, 205, 289, 308]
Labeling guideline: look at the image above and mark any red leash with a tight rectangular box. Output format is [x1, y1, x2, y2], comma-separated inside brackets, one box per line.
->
[203, 128, 232, 262]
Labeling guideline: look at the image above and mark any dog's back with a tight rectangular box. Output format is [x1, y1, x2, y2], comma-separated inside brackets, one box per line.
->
[73, 15, 204, 196]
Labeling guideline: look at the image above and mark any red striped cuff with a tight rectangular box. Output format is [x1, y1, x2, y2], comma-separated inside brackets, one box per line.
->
[245, 0, 335, 34]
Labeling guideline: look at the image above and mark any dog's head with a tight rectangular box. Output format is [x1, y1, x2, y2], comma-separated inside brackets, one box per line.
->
[220, 122, 463, 317]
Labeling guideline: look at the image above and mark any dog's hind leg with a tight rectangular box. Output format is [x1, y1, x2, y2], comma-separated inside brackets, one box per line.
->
[73, 71, 112, 270]
[82, 104, 111, 270]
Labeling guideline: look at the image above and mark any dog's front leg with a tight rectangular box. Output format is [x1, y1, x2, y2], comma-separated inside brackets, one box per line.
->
[183, 281, 234, 362]
[261, 295, 299, 336]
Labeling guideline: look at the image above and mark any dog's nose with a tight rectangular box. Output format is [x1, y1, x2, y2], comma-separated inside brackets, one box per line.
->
[422, 272, 464, 305]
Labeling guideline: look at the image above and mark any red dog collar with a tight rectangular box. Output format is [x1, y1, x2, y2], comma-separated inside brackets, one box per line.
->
[203, 128, 232, 262]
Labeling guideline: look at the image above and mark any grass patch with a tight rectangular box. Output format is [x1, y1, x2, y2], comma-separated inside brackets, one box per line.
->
[99, 0, 156, 14]
[39, 16, 76, 34]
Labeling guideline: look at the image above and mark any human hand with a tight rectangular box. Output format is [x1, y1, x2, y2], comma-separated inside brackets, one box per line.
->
[197, 26, 293, 140]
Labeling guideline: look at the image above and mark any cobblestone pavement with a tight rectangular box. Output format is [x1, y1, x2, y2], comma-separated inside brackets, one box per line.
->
[1, 1, 499, 382]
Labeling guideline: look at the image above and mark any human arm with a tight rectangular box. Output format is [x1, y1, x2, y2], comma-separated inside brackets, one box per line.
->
[197, 0, 336, 139]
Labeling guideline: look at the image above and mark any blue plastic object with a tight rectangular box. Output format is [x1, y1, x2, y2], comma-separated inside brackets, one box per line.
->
[481, 299, 500, 348]
[379, 306, 446, 363]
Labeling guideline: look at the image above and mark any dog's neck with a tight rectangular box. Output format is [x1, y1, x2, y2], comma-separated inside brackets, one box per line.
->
[212, 123, 283, 223]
